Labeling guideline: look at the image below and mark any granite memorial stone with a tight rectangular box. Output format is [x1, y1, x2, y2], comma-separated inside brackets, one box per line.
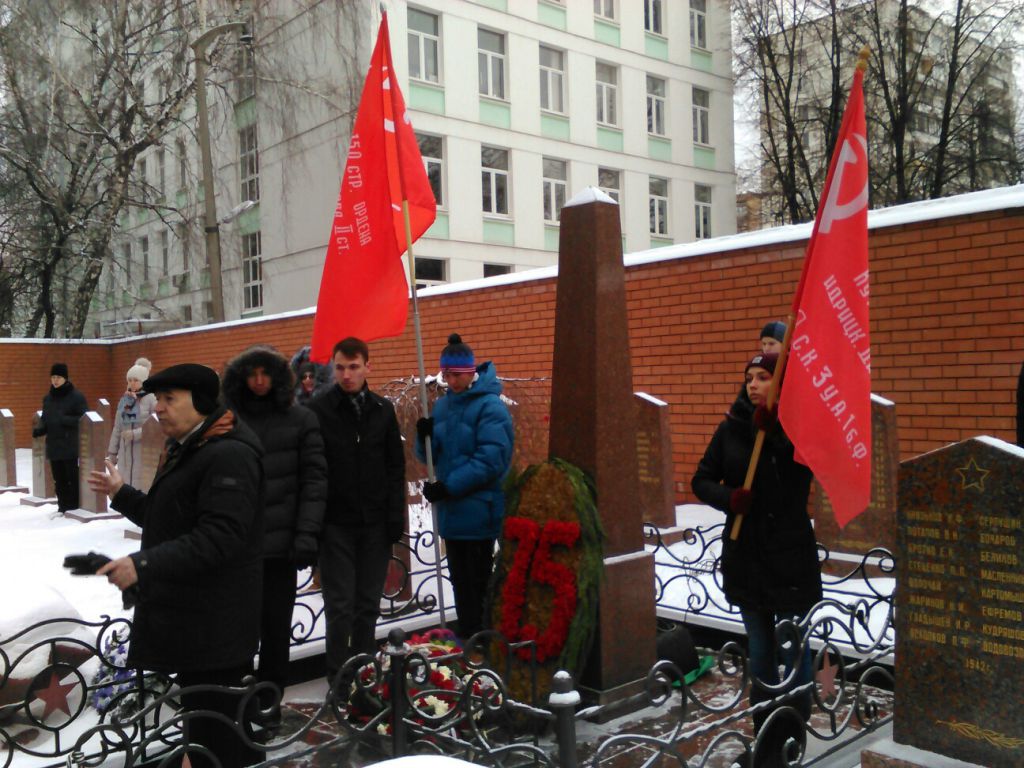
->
[22, 411, 56, 506]
[894, 436, 1024, 768]
[634, 393, 676, 529]
[0, 409, 27, 493]
[137, 413, 164, 493]
[549, 188, 655, 699]
[68, 411, 118, 520]
[815, 395, 898, 554]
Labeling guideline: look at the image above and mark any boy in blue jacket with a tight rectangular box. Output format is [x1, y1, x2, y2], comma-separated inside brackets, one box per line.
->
[416, 334, 514, 640]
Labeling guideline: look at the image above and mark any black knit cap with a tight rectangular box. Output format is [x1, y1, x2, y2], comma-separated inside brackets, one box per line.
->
[439, 333, 475, 373]
[746, 352, 779, 376]
[760, 321, 786, 342]
[50, 362, 69, 378]
[144, 363, 220, 415]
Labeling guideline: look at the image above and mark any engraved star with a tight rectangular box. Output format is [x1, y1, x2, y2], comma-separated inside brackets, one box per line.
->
[816, 653, 839, 701]
[955, 456, 989, 493]
[32, 670, 77, 719]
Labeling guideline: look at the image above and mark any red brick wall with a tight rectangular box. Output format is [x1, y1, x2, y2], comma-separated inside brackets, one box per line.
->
[2, 203, 1021, 503]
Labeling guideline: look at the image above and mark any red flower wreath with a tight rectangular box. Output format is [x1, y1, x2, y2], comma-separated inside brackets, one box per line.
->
[498, 516, 581, 662]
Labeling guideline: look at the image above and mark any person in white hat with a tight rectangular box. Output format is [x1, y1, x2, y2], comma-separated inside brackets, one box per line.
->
[106, 358, 157, 487]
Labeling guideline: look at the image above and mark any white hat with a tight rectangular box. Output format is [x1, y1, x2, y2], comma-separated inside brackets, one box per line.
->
[127, 357, 152, 382]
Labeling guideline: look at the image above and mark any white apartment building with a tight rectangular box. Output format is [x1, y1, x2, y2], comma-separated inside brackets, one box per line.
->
[90, 0, 735, 336]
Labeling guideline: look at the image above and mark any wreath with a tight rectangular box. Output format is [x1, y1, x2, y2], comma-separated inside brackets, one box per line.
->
[488, 458, 603, 700]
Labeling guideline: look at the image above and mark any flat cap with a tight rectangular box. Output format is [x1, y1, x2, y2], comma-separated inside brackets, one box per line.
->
[144, 363, 220, 415]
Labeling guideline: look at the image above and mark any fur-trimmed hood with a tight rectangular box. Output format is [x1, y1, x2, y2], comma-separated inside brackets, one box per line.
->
[222, 345, 295, 413]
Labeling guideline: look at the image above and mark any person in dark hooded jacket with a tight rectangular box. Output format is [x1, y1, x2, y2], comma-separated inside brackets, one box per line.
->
[222, 345, 327, 723]
[89, 363, 264, 768]
[415, 334, 514, 640]
[691, 352, 820, 768]
[33, 362, 88, 514]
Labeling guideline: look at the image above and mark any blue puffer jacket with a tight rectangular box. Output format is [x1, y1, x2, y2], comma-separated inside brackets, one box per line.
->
[416, 361, 514, 540]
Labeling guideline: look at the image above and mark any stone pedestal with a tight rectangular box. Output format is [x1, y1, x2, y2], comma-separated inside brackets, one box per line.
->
[549, 188, 656, 698]
[862, 738, 988, 768]
[21, 411, 56, 506]
[68, 411, 120, 522]
[634, 393, 676, 529]
[95, 397, 111, 427]
[0, 409, 28, 493]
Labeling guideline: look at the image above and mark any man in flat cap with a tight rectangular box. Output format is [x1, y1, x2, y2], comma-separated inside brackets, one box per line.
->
[89, 363, 264, 768]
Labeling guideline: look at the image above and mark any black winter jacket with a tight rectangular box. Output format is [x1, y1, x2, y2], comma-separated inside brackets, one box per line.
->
[691, 392, 822, 614]
[307, 384, 405, 538]
[33, 381, 88, 460]
[222, 347, 327, 559]
[111, 408, 264, 673]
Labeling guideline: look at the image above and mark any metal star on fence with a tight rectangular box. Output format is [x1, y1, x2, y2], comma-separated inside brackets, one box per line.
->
[32, 670, 77, 718]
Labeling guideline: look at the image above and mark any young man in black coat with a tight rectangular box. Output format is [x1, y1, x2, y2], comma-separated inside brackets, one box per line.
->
[33, 362, 87, 514]
[307, 337, 405, 686]
[222, 345, 327, 725]
[89, 363, 264, 768]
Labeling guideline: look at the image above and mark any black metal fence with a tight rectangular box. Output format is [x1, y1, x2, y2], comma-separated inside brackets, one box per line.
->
[1, 524, 896, 768]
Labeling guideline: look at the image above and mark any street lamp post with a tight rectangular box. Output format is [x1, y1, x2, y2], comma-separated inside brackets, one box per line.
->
[191, 20, 249, 324]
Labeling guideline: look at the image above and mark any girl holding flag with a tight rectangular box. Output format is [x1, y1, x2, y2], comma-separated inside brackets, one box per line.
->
[691, 352, 821, 766]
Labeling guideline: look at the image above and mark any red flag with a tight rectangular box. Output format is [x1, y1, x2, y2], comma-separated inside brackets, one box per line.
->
[778, 59, 871, 528]
[310, 14, 436, 361]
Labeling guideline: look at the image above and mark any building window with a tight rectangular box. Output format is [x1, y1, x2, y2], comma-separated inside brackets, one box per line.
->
[140, 235, 150, 281]
[695, 184, 712, 239]
[417, 133, 444, 207]
[478, 28, 506, 100]
[415, 256, 447, 288]
[156, 149, 166, 198]
[645, 0, 663, 34]
[689, 0, 707, 48]
[598, 167, 621, 204]
[242, 231, 263, 310]
[484, 263, 512, 278]
[137, 157, 148, 203]
[539, 46, 565, 114]
[235, 39, 256, 101]
[649, 177, 669, 235]
[121, 242, 131, 283]
[594, 0, 615, 20]
[542, 158, 567, 224]
[239, 124, 260, 203]
[408, 8, 440, 83]
[176, 222, 190, 272]
[160, 230, 169, 275]
[647, 75, 666, 135]
[595, 63, 618, 126]
[692, 87, 710, 145]
[481, 147, 509, 216]
[176, 138, 188, 190]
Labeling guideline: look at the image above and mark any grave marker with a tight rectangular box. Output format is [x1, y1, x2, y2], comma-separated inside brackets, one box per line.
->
[0, 409, 28, 493]
[634, 393, 676, 529]
[549, 189, 655, 701]
[892, 436, 1024, 768]
[814, 395, 899, 555]
[21, 411, 56, 506]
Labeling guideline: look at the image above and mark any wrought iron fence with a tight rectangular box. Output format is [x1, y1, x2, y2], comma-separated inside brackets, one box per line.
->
[2, 523, 896, 768]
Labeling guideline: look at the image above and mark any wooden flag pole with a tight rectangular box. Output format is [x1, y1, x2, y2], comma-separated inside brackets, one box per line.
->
[729, 311, 796, 541]
[402, 199, 447, 627]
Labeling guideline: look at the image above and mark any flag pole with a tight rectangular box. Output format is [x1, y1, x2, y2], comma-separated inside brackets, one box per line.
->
[729, 314, 795, 540]
[402, 200, 447, 627]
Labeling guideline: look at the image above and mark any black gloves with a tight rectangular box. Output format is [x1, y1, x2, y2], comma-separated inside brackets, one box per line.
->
[416, 417, 433, 441]
[730, 488, 753, 516]
[753, 403, 778, 432]
[63, 551, 111, 574]
[292, 534, 319, 570]
[422, 481, 450, 503]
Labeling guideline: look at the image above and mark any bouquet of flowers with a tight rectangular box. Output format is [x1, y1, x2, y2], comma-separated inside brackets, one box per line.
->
[347, 629, 497, 736]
